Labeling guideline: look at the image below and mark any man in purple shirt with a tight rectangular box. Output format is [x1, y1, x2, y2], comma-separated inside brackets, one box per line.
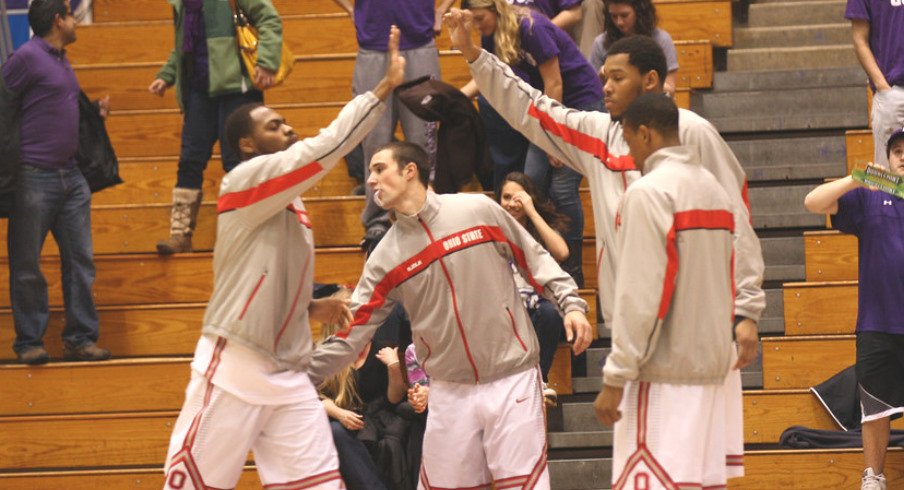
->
[846, 0, 904, 169]
[1, 0, 110, 364]
[332, 0, 455, 252]
[804, 129, 904, 490]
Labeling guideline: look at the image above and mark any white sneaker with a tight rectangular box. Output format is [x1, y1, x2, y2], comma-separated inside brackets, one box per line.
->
[542, 383, 557, 406]
[862, 468, 886, 490]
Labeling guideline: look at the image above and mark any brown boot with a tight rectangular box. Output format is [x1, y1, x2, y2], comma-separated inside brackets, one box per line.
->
[156, 187, 202, 255]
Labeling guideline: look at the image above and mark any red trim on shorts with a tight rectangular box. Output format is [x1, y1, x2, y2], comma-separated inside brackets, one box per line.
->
[741, 180, 751, 221]
[506, 306, 528, 352]
[287, 203, 313, 228]
[613, 383, 680, 490]
[726, 454, 744, 466]
[273, 253, 312, 350]
[217, 161, 324, 213]
[526, 103, 636, 172]
[419, 465, 491, 490]
[239, 272, 268, 320]
[263, 469, 343, 489]
[165, 338, 228, 490]
[419, 336, 433, 374]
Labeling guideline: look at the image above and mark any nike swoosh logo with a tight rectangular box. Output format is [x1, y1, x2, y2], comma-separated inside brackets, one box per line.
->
[515, 397, 529, 404]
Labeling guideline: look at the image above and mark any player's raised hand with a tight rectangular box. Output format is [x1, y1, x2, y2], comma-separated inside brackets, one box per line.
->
[444, 9, 480, 62]
[563, 310, 593, 355]
[372, 26, 407, 101]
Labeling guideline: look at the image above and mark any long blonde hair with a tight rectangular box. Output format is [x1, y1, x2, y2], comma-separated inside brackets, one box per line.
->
[468, 0, 532, 66]
[317, 288, 363, 410]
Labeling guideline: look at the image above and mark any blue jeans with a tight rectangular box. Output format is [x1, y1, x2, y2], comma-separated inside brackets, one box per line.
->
[330, 420, 388, 490]
[531, 298, 565, 382]
[8, 165, 99, 353]
[478, 96, 529, 191]
[176, 86, 263, 189]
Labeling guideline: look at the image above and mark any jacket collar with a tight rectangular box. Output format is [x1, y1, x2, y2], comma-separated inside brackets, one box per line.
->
[643, 145, 699, 174]
[395, 190, 441, 226]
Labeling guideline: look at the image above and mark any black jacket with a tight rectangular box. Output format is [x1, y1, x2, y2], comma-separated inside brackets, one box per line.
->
[396, 76, 492, 193]
[0, 73, 121, 217]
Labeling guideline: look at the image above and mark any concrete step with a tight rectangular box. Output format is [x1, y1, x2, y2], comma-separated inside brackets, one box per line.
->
[729, 134, 848, 181]
[750, 184, 827, 229]
[747, 0, 847, 27]
[735, 23, 851, 49]
[714, 66, 865, 92]
[761, 288, 785, 334]
[549, 459, 611, 490]
[727, 45, 858, 72]
[692, 85, 867, 133]
[548, 430, 613, 449]
[761, 236, 805, 282]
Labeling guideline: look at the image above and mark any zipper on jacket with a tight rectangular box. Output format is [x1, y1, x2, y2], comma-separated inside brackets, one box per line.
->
[417, 217, 481, 383]
[506, 306, 528, 352]
[238, 271, 268, 320]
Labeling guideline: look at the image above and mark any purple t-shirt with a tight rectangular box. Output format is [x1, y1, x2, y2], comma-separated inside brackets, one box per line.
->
[509, 0, 582, 18]
[516, 11, 602, 109]
[845, 0, 904, 88]
[354, 0, 435, 51]
[831, 187, 904, 335]
[1, 37, 80, 169]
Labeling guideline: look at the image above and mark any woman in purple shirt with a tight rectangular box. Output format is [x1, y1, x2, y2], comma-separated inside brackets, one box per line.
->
[463, 0, 602, 286]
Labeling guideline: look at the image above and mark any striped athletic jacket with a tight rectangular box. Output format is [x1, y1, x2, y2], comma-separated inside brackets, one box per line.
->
[308, 191, 588, 385]
[604, 146, 736, 387]
[468, 49, 765, 329]
[199, 92, 385, 371]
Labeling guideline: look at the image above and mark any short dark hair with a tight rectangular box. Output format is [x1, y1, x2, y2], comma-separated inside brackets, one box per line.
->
[607, 36, 667, 87]
[621, 93, 679, 138]
[29, 0, 69, 37]
[375, 141, 431, 186]
[224, 102, 264, 159]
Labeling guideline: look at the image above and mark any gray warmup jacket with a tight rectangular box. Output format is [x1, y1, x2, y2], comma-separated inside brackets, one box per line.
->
[468, 49, 766, 328]
[308, 191, 588, 385]
[201, 92, 384, 370]
[604, 147, 736, 387]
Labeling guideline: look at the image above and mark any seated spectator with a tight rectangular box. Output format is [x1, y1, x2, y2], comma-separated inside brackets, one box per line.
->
[509, 0, 583, 33]
[498, 172, 571, 403]
[803, 130, 904, 490]
[405, 343, 430, 413]
[462, 0, 602, 286]
[589, 0, 679, 97]
[318, 289, 409, 490]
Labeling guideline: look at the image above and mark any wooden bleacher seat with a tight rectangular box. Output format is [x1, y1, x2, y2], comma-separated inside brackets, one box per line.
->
[761, 335, 855, 390]
[734, 448, 904, 489]
[846, 129, 873, 174]
[674, 40, 713, 89]
[782, 281, 857, 336]
[656, 0, 732, 47]
[74, 53, 472, 112]
[804, 230, 857, 282]
[0, 467, 262, 490]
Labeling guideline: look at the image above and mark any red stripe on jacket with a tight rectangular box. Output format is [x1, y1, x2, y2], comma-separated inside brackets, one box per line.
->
[217, 161, 324, 213]
[658, 210, 735, 320]
[526, 103, 636, 172]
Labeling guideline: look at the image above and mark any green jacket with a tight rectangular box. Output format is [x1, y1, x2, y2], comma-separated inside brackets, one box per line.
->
[156, 0, 283, 109]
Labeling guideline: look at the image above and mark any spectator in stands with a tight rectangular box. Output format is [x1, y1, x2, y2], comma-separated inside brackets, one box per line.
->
[803, 129, 904, 490]
[309, 140, 592, 488]
[846, 0, 904, 169]
[509, 0, 583, 32]
[331, 0, 456, 255]
[589, 0, 678, 97]
[318, 289, 410, 490]
[148, 0, 284, 254]
[159, 27, 405, 490]
[462, 0, 602, 286]
[595, 92, 743, 490]
[497, 171, 569, 403]
[2, 0, 111, 364]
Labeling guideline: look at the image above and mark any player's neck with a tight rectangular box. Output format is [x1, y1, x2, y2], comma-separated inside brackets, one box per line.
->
[393, 187, 428, 217]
